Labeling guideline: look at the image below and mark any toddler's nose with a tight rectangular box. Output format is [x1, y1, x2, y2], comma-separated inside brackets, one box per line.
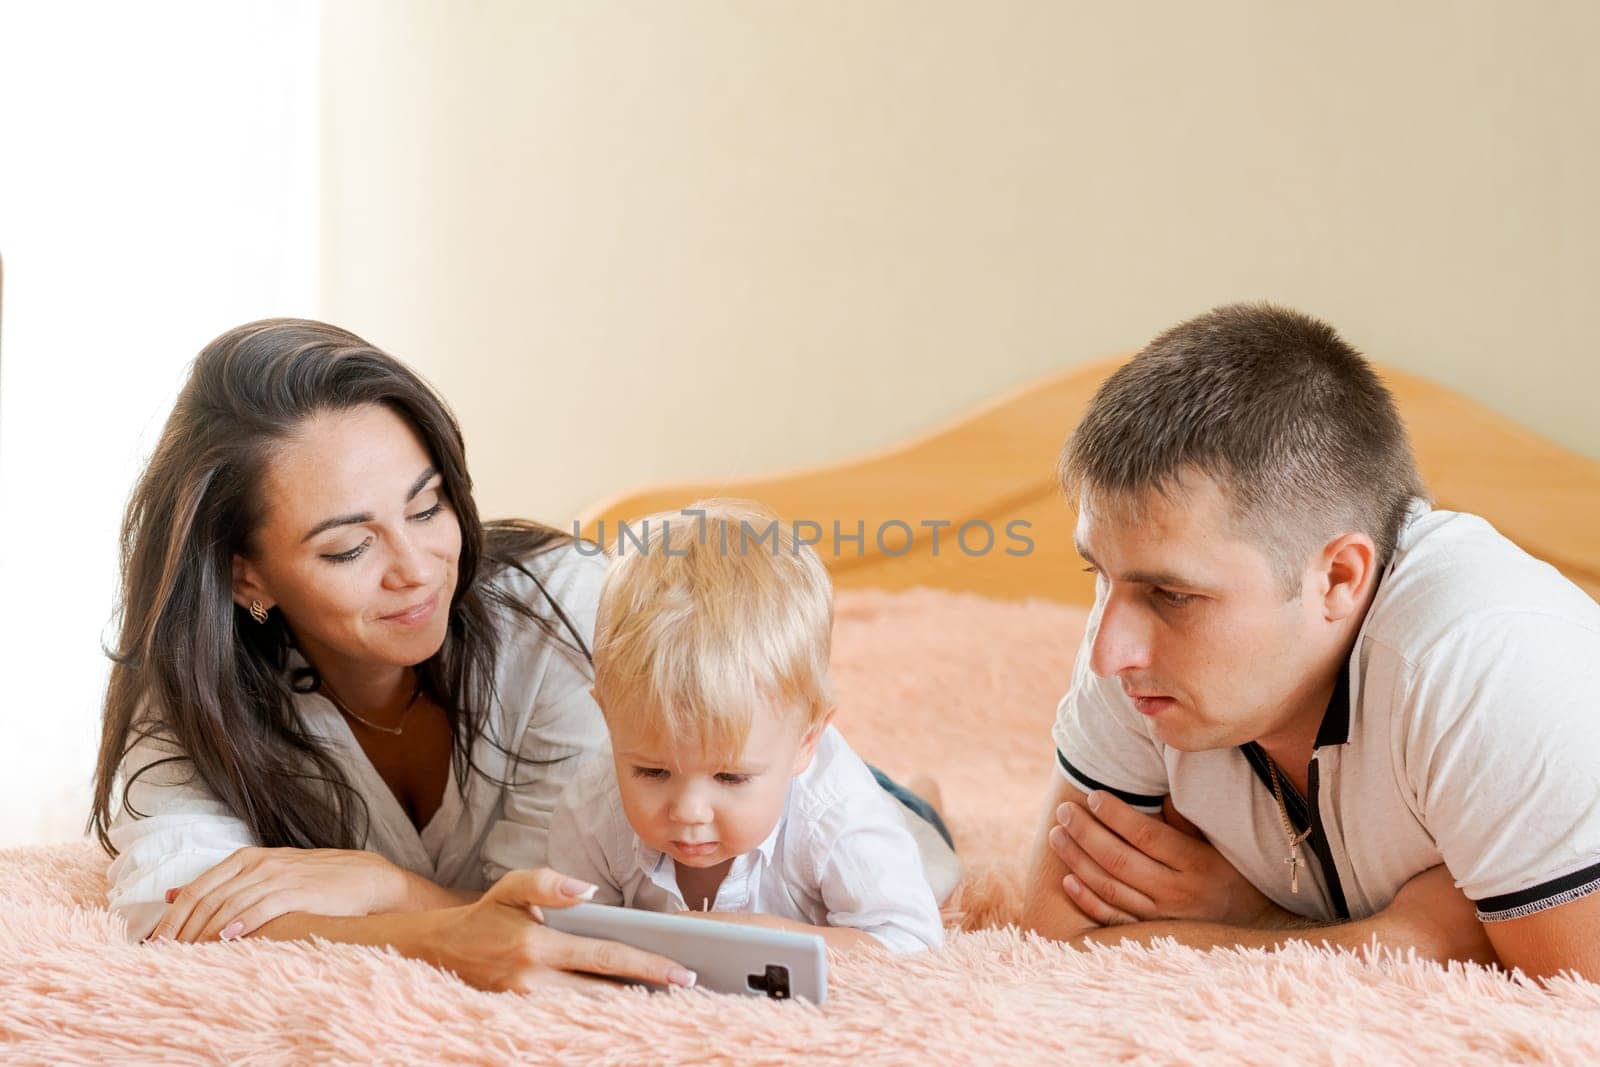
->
[669, 790, 713, 825]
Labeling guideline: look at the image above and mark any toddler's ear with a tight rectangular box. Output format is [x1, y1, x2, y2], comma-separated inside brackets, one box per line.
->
[790, 711, 836, 775]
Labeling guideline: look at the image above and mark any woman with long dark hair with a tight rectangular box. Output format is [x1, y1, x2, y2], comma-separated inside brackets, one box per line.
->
[91, 319, 694, 991]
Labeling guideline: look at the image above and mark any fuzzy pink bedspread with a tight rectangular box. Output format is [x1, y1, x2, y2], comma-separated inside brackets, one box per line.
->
[4, 589, 1598, 1063]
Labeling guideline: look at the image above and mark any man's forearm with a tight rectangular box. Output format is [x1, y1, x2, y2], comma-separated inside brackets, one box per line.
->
[1072, 908, 1452, 961]
[1075, 914, 1326, 952]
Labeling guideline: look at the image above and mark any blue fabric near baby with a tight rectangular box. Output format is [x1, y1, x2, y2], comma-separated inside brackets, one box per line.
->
[869, 766, 955, 850]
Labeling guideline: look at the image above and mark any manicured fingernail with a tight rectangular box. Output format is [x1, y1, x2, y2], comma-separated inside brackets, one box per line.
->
[1048, 826, 1067, 849]
[667, 966, 697, 988]
[1086, 790, 1104, 811]
[219, 921, 245, 941]
[1057, 803, 1074, 826]
[164, 888, 178, 903]
[560, 878, 598, 901]
[1064, 875, 1082, 894]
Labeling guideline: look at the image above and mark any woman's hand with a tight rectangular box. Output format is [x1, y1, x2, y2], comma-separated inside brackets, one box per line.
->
[419, 869, 699, 992]
[1048, 790, 1281, 927]
[150, 847, 415, 943]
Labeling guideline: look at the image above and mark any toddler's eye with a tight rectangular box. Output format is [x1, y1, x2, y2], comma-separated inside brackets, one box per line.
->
[631, 767, 669, 780]
[715, 773, 752, 786]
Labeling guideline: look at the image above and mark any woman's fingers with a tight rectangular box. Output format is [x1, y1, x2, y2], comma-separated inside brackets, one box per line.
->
[172, 874, 256, 943]
[1048, 824, 1158, 920]
[484, 868, 599, 912]
[209, 890, 301, 943]
[482, 869, 696, 989]
[537, 927, 698, 989]
[196, 878, 284, 942]
[147, 850, 253, 941]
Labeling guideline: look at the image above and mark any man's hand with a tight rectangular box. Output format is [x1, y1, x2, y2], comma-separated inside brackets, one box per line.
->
[1020, 777, 1107, 940]
[1050, 789, 1284, 927]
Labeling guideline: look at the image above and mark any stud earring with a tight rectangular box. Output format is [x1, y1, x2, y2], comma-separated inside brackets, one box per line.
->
[249, 600, 269, 624]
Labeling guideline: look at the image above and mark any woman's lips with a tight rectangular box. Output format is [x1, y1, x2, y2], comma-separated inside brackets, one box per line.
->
[1131, 695, 1177, 717]
[382, 592, 439, 627]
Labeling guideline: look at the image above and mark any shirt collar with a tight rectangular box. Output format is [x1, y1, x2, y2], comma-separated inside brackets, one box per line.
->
[1314, 551, 1396, 749]
[1313, 657, 1353, 748]
[634, 796, 789, 903]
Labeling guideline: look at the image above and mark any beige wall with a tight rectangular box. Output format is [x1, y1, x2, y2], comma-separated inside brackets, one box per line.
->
[320, 0, 1600, 527]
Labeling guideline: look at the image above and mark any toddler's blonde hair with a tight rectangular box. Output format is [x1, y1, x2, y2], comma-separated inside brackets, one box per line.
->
[592, 499, 835, 760]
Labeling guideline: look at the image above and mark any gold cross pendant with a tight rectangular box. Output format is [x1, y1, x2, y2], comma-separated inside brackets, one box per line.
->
[1286, 849, 1302, 894]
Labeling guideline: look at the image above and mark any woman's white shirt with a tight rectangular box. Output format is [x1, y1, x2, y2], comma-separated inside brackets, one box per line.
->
[105, 544, 610, 942]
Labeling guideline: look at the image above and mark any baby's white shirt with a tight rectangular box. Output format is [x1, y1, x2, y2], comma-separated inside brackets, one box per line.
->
[545, 725, 945, 953]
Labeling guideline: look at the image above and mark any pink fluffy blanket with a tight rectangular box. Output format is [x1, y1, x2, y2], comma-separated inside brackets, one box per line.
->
[4, 589, 1598, 1063]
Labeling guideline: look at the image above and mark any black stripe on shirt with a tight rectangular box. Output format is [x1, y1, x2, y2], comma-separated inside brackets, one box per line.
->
[1475, 859, 1600, 921]
[1055, 749, 1166, 810]
[1240, 743, 1350, 920]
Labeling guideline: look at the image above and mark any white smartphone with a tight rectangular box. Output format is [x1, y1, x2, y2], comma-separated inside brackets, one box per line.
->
[541, 903, 828, 1003]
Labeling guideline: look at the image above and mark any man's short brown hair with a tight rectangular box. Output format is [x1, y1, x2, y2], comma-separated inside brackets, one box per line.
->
[1061, 303, 1425, 589]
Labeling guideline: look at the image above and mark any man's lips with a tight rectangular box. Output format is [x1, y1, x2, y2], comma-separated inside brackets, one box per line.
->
[1128, 693, 1177, 717]
[381, 592, 439, 626]
[672, 841, 719, 856]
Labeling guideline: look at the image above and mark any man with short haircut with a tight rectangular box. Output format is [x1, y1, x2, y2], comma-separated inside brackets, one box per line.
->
[1022, 304, 1600, 981]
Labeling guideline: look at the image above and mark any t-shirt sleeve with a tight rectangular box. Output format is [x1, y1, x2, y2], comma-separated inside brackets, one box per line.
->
[479, 548, 613, 884]
[1401, 615, 1600, 921]
[1049, 603, 1169, 814]
[105, 720, 259, 942]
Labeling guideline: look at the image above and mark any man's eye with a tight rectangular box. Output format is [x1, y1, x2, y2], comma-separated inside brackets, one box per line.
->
[631, 767, 669, 780]
[1153, 587, 1195, 607]
[715, 773, 752, 786]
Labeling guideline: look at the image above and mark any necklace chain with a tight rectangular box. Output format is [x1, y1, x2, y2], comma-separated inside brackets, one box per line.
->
[322, 678, 423, 736]
[1266, 758, 1315, 893]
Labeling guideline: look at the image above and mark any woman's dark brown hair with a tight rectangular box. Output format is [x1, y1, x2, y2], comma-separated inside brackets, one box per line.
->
[91, 319, 585, 853]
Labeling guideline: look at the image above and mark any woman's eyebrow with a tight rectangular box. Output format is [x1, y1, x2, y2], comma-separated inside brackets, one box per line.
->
[302, 512, 370, 542]
[405, 466, 440, 502]
[300, 467, 441, 542]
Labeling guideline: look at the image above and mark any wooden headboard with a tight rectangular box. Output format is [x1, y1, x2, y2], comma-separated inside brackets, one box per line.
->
[579, 358, 1600, 605]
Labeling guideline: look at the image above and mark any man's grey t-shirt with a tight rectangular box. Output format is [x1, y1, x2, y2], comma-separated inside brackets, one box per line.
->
[1052, 504, 1600, 922]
